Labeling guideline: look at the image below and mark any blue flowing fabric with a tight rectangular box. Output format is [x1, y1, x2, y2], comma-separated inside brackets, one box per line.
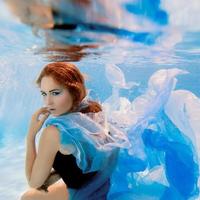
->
[45, 68, 200, 200]
[106, 68, 199, 200]
[45, 111, 129, 199]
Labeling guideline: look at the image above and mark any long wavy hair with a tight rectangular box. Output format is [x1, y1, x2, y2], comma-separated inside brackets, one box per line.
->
[36, 62, 102, 113]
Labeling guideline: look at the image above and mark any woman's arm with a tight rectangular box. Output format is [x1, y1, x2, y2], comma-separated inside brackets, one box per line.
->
[37, 170, 61, 192]
[25, 107, 60, 189]
[25, 131, 37, 182]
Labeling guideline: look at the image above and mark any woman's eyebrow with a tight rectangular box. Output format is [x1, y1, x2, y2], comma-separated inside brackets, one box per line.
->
[40, 89, 61, 93]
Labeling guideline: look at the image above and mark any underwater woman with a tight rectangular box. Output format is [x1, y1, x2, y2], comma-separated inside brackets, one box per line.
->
[20, 62, 127, 200]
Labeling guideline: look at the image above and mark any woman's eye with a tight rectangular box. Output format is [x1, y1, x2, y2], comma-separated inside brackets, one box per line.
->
[41, 92, 46, 96]
[52, 91, 61, 96]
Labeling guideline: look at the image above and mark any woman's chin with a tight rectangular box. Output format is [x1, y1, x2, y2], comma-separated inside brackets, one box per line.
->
[50, 111, 69, 117]
[50, 111, 59, 117]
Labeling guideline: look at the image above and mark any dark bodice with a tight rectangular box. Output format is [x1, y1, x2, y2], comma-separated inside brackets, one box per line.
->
[53, 151, 98, 189]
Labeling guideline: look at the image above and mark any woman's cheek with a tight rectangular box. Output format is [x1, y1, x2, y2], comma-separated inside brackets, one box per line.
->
[58, 95, 72, 109]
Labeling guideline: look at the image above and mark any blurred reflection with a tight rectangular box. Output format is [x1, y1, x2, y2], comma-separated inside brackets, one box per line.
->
[5, 0, 180, 62]
[6, 0, 200, 32]
[5, 0, 102, 62]
[6, 0, 54, 28]
[37, 43, 99, 62]
[5, 0, 120, 30]
[6, 0, 163, 32]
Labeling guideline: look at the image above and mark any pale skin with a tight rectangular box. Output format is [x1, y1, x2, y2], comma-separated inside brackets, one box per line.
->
[21, 76, 74, 200]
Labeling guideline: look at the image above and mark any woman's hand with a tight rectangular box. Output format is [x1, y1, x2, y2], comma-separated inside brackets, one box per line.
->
[28, 107, 50, 136]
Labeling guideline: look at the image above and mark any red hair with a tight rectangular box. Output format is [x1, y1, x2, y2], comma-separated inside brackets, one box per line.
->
[36, 62, 102, 113]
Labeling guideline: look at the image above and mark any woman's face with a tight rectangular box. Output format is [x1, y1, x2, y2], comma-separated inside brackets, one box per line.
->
[40, 76, 73, 116]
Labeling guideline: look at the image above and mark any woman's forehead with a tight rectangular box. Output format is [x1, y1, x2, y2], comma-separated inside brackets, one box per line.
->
[40, 76, 63, 90]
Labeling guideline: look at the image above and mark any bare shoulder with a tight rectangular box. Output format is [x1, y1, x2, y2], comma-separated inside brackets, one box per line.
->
[40, 125, 74, 155]
[39, 126, 60, 152]
[42, 126, 60, 139]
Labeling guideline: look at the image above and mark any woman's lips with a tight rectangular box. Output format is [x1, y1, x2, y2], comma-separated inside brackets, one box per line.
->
[48, 108, 56, 112]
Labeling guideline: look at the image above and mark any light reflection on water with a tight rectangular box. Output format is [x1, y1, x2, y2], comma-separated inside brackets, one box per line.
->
[0, 1, 200, 199]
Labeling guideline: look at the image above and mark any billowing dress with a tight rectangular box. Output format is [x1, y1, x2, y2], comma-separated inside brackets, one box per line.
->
[45, 68, 200, 200]
[45, 110, 129, 199]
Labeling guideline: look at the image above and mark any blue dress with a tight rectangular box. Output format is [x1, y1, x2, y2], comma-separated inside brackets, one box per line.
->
[45, 68, 199, 200]
[45, 110, 128, 199]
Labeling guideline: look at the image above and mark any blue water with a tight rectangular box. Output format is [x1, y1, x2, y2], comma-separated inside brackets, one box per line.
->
[0, 0, 200, 199]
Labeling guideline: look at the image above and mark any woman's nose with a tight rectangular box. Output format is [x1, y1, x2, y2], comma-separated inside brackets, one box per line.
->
[45, 95, 53, 106]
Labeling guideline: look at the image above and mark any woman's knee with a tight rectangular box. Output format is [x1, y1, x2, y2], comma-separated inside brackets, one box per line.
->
[20, 189, 39, 200]
[20, 182, 68, 200]
[20, 191, 30, 200]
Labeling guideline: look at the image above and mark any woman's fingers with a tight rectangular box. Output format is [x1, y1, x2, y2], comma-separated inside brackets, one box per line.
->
[32, 107, 49, 120]
[36, 107, 49, 115]
[28, 107, 50, 135]
[38, 112, 50, 125]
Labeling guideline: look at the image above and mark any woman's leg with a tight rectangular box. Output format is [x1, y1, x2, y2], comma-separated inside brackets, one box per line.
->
[20, 181, 69, 200]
